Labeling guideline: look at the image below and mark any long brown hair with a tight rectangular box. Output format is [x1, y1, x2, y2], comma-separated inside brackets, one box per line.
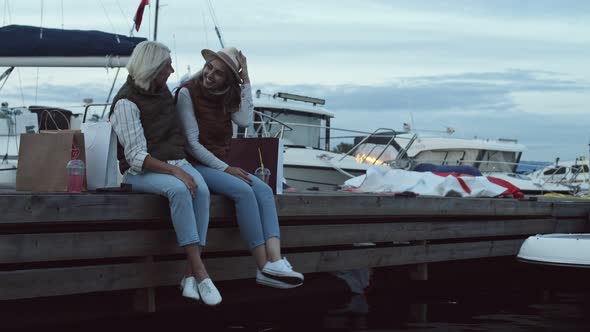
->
[199, 59, 241, 113]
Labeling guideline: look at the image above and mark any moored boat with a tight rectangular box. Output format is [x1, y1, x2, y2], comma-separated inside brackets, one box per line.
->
[517, 233, 590, 268]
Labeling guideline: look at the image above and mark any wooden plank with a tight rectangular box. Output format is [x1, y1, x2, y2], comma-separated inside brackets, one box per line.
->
[2, 218, 584, 264]
[550, 201, 590, 218]
[0, 193, 560, 224]
[0, 193, 236, 224]
[0, 239, 523, 300]
[276, 194, 554, 218]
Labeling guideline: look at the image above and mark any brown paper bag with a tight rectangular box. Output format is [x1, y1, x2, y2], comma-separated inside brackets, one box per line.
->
[16, 130, 87, 192]
[226, 137, 284, 194]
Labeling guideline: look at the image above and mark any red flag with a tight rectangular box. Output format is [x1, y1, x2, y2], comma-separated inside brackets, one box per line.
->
[134, 0, 150, 32]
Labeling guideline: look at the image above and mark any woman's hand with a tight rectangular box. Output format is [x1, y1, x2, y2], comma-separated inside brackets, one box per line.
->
[237, 51, 249, 84]
[224, 166, 252, 185]
[172, 166, 197, 197]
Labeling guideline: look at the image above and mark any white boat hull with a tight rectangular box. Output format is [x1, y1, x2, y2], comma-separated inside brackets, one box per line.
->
[283, 164, 365, 191]
[517, 234, 590, 268]
[282, 147, 368, 191]
[486, 172, 572, 194]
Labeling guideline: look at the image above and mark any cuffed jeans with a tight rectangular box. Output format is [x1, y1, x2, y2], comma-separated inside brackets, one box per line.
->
[192, 165, 280, 250]
[123, 164, 210, 247]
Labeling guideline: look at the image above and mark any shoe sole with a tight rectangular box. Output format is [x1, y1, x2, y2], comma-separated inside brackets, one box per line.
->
[256, 276, 303, 289]
[261, 271, 303, 285]
[201, 299, 222, 306]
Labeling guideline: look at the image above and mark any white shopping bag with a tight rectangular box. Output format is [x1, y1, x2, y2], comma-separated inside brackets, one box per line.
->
[81, 121, 119, 190]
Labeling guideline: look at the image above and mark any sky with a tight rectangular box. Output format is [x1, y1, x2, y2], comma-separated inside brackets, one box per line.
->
[1, 0, 589, 161]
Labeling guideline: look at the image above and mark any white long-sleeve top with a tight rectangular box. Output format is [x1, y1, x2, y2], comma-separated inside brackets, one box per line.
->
[176, 83, 254, 171]
[110, 99, 188, 175]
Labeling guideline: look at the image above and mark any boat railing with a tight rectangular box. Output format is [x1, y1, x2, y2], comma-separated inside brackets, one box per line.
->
[247, 115, 416, 164]
[337, 128, 417, 168]
[248, 116, 384, 140]
[83, 103, 113, 123]
[245, 111, 295, 138]
[536, 164, 589, 187]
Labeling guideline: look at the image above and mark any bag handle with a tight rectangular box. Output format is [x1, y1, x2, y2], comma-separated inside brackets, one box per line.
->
[42, 109, 70, 130]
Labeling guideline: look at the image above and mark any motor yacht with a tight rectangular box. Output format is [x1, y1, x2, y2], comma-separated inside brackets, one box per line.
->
[251, 91, 571, 194]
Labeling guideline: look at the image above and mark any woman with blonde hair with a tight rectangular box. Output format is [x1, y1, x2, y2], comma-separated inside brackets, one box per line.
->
[109, 40, 221, 305]
[176, 47, 304, 289]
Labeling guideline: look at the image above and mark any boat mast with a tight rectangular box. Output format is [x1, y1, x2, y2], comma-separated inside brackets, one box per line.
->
[153, 0, 160, 41]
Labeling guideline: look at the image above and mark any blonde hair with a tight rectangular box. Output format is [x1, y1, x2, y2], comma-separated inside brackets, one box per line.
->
[126, 41, 171, 90]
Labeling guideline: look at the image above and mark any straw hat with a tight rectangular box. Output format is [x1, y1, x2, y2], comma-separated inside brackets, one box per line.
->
[201, 47, 243, 84]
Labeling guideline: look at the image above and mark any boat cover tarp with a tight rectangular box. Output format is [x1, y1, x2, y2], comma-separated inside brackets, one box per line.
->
[342, 166, 522, 198]
[0, 25, 146, 57]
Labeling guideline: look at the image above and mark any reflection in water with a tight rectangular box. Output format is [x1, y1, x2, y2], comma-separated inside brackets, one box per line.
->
[4, 258, 590, 331]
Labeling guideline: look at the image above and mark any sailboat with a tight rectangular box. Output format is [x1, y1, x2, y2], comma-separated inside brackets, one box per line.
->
[0, 23, 146, 188]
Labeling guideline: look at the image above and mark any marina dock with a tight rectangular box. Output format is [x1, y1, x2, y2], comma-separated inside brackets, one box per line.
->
[1, 192, 589, 312]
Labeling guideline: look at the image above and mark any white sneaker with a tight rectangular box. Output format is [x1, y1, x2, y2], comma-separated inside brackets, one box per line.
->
[197, 278, 222, 306]
[261, 257, 304, 285]
[256, 269, 303, 289]
[180, 276, 200, 301]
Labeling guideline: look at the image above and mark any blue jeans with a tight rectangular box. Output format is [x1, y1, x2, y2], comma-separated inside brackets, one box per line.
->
[123, 163, 210, 247]
[192, 164, 280, 250]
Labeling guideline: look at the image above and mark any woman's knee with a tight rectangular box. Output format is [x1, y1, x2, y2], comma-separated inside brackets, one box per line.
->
[165, 179, 192, 198]
[252, 180, 274, 197]
[196, 183, 210, 198]
[217, 176, 253, 199]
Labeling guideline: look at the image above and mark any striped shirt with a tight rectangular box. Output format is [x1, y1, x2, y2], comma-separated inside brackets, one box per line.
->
[110, 99, 188, 175]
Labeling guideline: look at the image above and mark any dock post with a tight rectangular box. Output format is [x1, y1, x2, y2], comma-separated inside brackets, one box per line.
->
[409, 241, 429, 281]
[133, 256, 156, 313]
[408, 241, 428, 323]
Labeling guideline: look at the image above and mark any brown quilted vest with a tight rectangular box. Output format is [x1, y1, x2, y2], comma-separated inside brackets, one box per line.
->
[178, 78, 233, 162]
[109, 76, 186, 174]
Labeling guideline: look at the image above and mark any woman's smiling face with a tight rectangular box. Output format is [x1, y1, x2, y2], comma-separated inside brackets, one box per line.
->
[202, 59, 228, 90]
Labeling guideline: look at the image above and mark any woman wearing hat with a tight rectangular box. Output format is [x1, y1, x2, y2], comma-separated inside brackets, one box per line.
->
[176, 47, 304, 289]
[109, 41, 221, 305]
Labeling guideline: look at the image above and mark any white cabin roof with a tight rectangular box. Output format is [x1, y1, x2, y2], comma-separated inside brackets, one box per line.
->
[253, 94, 335, 118]
[396, 133, 526, 154]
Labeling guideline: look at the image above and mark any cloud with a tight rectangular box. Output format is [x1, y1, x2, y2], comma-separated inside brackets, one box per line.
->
[256, 69, 590, 113]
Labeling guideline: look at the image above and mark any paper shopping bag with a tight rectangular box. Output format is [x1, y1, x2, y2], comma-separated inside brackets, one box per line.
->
[226, 137, 284, 195]
[81, 121, 119, 190]
[16, 130, 87, 192]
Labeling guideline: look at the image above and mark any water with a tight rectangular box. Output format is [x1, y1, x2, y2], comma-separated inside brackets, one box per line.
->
[6, 258, 590, 331]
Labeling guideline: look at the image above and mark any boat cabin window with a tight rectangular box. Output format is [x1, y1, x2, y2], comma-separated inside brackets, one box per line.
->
[254, 108, 324, 149]
[571, 165, 589, 173]
[477, 150, 519, 172]
[543, 167, 567, 175]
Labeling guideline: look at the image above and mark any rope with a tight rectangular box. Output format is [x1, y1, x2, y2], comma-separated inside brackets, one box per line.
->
[206, 0, 225, 47]
[2, 0, 8, 25]
[98, 0, 120, 43]
[16, 68, 24, 105]
[41, 109, 71, 130]
[35, 68, 39, 104]
[173, 34, 180, 83]
[60, 0, 64, 29]
[115, 0, 133, 34]
[39, 0, 44, 38]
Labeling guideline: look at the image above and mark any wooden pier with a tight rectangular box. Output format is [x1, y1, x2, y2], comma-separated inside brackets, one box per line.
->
[1, 192, 589, 310]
